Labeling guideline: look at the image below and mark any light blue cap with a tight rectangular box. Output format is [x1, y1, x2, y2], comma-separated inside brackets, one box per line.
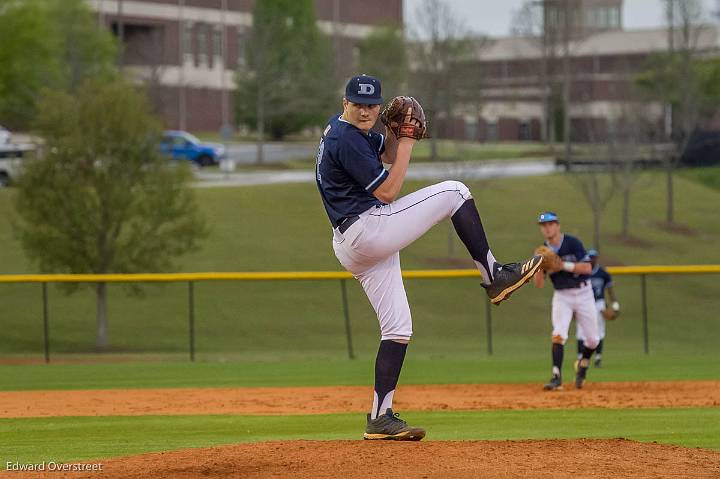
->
[538, 211, 559, 223]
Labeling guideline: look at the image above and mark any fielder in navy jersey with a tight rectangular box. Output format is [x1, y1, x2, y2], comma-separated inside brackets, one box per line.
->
[533, 212, 599, 390]
[576, 250, 620, 368]
[316, 74, 543, 440]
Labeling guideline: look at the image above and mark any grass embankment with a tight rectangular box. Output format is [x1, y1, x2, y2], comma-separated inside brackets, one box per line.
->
[1, 170, 719, 359]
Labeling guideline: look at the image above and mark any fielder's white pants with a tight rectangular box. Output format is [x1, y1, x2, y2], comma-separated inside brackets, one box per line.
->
[551, 283, 600, 349]
[576, 299, 606, 341]
[332, 181, 471, 341]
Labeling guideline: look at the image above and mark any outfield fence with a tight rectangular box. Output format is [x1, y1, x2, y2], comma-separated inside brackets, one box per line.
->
[1, 265, 719, 363]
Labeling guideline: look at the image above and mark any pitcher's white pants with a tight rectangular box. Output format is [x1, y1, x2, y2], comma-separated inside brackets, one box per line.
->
[332, 181, 471, 341]
[576, 299, 606, 341]
[551, 283, 600, 349]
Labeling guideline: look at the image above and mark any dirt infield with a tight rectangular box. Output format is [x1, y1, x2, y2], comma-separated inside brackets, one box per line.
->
[3, 439, 719, 479]
[1, 380, 719, 418]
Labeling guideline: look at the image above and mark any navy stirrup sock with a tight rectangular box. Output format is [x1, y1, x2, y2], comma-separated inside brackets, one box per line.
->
[372, 340, 408, 419]
[451, 199, 496, 284]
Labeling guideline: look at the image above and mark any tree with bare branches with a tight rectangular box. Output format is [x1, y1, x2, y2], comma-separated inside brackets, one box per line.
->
[407, 0, 475, 161]
[637, 0, 712, 224]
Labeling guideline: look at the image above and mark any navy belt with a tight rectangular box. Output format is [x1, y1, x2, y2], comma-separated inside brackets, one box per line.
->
[555, 280, 587, 290]
[337, 215, 360, 234]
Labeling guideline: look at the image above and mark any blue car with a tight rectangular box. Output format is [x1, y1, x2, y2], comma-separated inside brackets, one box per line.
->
[159, 131, 226, 167]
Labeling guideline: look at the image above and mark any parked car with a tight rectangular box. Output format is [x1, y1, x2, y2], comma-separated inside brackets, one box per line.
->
[0, 125, 10, 145]
[159, 131, 226, 167]
[680, 130, 720, 167]
[0, 125, 34, 186]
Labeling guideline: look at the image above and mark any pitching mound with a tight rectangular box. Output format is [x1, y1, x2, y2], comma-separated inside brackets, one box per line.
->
[2, 381, 718, 418]
[4, 439, 719, 478]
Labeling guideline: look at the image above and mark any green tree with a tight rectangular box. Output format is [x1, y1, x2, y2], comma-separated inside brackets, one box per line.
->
[357, 25, 408, 100]
[235, 0, 335, 151]
[0, 0, 117, 129]
[13, 79, 206, 349]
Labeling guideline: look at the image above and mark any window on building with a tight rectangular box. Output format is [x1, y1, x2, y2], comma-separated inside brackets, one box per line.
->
[213, 26, 223, 66]
[486, 121, 498, 142]
[609, 7, 620, 28]
[183, 22, 193, 63]
[197, 23, 208, 66]
[545, 7, 559, 28]
[585, 9, 595, 28]
[237, 31, 247, 68]
[464, 117, 478, 141]
[599, 7, 610, 27]
[519, 120, 531, 141]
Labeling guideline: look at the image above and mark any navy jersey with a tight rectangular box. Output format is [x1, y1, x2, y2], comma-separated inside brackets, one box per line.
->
[546, 234, 591, 290]
[590, 265, 613, 300]
[315, 115, 387, 228]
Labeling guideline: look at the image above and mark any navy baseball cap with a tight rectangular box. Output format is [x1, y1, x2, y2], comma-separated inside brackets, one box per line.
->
[538, 211, 559, 223]
[587, 249, 599, 257]
[345, 74, 383, 105]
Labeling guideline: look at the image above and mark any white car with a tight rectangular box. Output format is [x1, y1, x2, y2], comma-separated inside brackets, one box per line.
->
[0, 126, 10, 144]
[0, 126, 34, 186]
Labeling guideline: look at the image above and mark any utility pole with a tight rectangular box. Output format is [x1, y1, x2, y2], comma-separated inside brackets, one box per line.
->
[117, 0, 124, 42]
[220, 0, 229, 131]
[561, 0, 572, 161]
[178, 0, 187, 131]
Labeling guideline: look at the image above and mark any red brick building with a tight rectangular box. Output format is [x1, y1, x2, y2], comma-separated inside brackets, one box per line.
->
[88, 0, 403, 131]
[439, 24, 720, 143]
[435, 0, 720, 143]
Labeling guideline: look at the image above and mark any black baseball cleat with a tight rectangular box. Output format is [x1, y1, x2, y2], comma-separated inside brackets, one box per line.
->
[543, 374, 563, 391]
[575, 358, 590, 389]
[594, 358, 603, 368]
[485, 255, 543, 305]
[363, 408, 426, 441]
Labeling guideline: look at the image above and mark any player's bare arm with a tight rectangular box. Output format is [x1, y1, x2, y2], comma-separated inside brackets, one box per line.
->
[533, 270, 545, 288]
[565, 261, 592, 275]
[606, 285, 620, 312]
[380, 127, 399, 165]
[606, 285, 617, 304]
[373, 137, 415, 203]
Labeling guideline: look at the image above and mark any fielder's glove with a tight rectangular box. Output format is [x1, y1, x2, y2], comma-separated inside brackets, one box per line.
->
[602, 301, 620, 320]
[380, 96, 429, 140]
[602, 309, 619, 320]
[533, 245, 563, 273]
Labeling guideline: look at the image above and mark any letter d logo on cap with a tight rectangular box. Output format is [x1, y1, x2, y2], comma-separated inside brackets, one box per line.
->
[358, 83, 375, 95]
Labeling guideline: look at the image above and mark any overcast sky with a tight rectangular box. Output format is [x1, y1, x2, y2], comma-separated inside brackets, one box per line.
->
[404, 0, 719, 37]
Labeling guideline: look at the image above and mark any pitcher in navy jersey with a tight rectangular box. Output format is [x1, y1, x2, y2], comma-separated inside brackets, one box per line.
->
[315, 74, 543, 440]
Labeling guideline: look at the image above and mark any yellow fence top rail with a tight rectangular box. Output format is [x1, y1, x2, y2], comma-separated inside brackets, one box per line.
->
[0, 265, 719, 283]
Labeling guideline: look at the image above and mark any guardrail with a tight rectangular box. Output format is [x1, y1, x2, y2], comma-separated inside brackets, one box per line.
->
[2, 265, 719, 363]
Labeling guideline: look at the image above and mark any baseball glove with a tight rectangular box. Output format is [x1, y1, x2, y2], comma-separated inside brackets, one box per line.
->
[380, 96, 428, 140]
[602, 309, 619, 320]
[533, 245, 563, 273]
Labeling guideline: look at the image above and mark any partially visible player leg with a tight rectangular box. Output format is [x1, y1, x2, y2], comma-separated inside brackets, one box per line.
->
[352, 253, 425, 441]
[358, 181, 541, 304]
[576, 320, 586, 361]
[545, 292, 573, 390]
[573, 286, 600, 388]
[595, 300, 606, 367]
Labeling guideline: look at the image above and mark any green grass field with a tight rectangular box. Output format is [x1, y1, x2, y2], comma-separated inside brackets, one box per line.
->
[1, 354, 719, 391]
[1, 170, 719, 359]
[3, 408, 718, 463]
[1, 168, 719, 467]
[0, 356, 719, 463]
